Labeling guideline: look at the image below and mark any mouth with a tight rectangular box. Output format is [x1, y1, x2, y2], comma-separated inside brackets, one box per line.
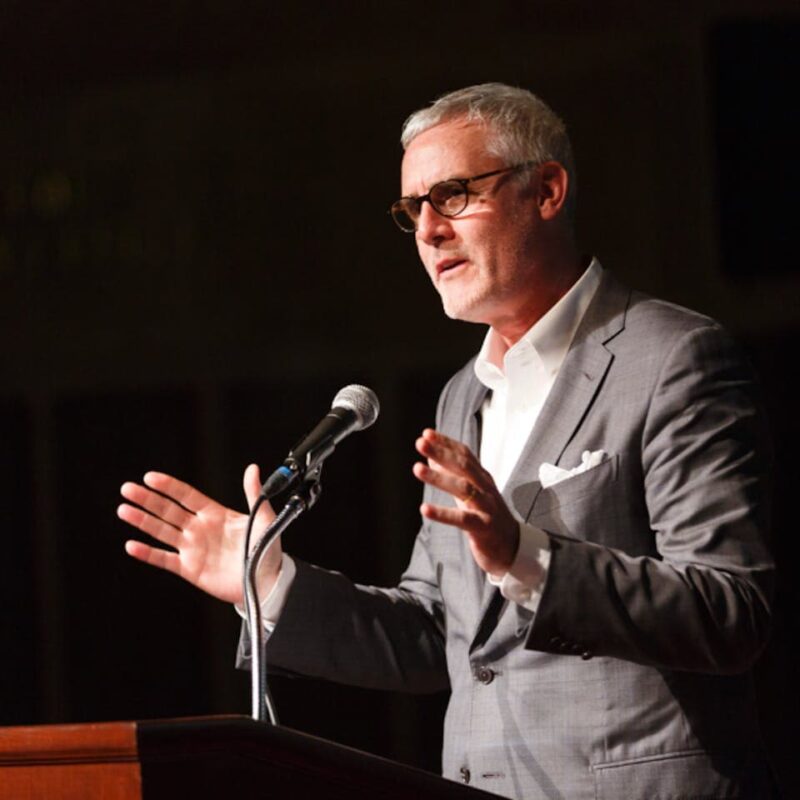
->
[435, 258, 468, 278]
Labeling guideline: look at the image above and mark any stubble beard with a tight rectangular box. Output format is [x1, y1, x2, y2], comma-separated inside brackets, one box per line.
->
[437, 270, 495, 323]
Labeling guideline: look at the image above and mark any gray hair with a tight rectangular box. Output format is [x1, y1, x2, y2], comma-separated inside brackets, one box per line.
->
[401, 83, 576, 221]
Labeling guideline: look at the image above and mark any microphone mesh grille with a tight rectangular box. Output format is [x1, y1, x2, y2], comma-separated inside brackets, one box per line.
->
[333, 385, 380, 430]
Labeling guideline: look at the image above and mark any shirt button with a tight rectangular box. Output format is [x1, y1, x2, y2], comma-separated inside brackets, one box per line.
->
[475, 666, 495, 684]
[460, 767, 471, 784]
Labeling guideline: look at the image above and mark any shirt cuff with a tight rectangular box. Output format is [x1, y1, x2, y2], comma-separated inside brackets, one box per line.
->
[488, 523, 551, 611]
[234, 553, 297, 626]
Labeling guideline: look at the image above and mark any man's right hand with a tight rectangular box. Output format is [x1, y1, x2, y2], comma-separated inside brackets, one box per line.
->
[117, 463, 281, 605]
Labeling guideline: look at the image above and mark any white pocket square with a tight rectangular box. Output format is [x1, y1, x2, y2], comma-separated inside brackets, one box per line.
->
[538, 450, 608, 489]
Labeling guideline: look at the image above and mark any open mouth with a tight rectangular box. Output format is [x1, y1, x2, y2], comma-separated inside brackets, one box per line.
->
[437, 258, 467, 276]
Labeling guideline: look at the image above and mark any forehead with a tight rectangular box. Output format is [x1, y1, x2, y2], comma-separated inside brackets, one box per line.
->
[400, 118, 502, 196]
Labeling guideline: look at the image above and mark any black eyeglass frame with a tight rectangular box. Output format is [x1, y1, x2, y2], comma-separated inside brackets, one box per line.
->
[389, 160, 536, 232]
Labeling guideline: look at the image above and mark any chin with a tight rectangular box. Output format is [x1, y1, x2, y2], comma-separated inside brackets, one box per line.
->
[440, 295, 490, 324]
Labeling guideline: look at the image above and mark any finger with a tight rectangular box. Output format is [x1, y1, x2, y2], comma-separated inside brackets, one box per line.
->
[413, 461, 482, 505]
[120, 482, 194, 530]
[243, 463, 262, 510]
[420, 501, 489, 535]
[421, 501, 519, 575]
[418, 438, 475, 477]
[124, 539, 182, 575]
[415, 430, 489, 487]
[143, 471, 215, 514]
[117, 503, 181, 549]
[242, 463, 277, 529]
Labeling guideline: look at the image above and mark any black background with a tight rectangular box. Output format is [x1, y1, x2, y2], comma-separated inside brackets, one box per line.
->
[1, 1, 798, 794]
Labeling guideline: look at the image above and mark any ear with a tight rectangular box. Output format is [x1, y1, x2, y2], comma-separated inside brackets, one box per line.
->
[536, 161, 570, 221]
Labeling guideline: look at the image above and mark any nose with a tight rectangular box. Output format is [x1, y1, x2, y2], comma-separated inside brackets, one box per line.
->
[416, 200, 455, 247]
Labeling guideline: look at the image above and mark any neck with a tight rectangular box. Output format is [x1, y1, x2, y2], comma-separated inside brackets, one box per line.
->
[490, 247, 587, 361]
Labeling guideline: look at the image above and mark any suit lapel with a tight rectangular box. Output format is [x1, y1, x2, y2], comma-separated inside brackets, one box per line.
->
[505, 272, 630, 522]
[446, 367, 514, 651]
[453, 373, 495, 620]
[457, 370, 488, 455]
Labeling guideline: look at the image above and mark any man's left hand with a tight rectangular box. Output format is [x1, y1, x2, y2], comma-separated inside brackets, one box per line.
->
[413, 428, 520, 575]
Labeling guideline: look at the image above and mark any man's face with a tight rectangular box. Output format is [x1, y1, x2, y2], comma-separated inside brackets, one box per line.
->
[400, 118, 545, 332]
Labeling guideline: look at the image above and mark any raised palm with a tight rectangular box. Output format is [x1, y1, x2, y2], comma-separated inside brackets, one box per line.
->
[117, 464, 278, 605]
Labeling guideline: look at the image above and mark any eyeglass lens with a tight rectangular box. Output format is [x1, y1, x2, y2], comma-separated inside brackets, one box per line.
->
[391, 180, 469, 232]
[430, 181, 468, 216]
[390, 201, 417, 232]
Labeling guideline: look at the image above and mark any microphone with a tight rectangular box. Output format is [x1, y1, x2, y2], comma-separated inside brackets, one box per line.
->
[260, 384, 380, 498]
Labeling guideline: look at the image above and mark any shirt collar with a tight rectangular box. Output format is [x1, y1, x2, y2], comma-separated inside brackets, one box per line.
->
[474, 258, 603, 390]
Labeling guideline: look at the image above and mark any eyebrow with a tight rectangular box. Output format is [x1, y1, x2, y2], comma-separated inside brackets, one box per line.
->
[401, 173, 465, 201]
[403, 162, 526, 200]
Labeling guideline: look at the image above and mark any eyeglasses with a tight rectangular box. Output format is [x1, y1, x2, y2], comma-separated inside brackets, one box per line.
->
[389, 161, 535, 232]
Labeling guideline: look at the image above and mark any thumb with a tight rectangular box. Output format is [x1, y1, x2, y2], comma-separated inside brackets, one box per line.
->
[243, 463, 277, 531]
[243, 463, 262, 511]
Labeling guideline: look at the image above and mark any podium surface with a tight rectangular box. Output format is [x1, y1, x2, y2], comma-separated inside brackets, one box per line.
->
[0, 715, 499, 799]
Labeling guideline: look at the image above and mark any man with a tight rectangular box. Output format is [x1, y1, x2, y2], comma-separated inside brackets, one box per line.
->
[118, 84, 775, 799]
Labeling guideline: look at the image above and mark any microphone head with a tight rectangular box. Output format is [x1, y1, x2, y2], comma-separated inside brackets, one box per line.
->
[332, 384, 380, 431]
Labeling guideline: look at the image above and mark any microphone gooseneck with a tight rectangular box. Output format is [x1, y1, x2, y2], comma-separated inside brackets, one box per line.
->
[244, 384, 380, 723]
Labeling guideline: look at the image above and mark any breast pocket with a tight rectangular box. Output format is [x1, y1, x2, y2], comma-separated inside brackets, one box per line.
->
[527, 454, 627, 543]
[533, 453, 619, 512]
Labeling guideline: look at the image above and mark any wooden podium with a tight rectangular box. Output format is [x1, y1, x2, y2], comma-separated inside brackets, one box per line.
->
[0, 715, 497, 799]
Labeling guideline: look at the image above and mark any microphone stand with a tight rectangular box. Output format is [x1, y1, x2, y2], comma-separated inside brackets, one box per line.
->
[243, 467, 322, 723]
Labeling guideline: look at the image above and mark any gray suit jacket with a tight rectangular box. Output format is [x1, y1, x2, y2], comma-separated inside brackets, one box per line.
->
[240, 271, 775, 799]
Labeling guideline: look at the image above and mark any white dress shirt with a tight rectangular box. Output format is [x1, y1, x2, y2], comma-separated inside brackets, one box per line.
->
[245, 259, 603, 623]
[476, 259, 602, 609]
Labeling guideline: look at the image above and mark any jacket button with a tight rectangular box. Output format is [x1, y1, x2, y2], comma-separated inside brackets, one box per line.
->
[581, 650, 593, 660]
[460, 767, 471, 784]
[475, 665, 495, 684]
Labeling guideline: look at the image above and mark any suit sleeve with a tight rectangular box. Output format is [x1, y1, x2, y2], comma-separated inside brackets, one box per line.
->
[238, 546, 449, 693]
[525, 323, 774, 674]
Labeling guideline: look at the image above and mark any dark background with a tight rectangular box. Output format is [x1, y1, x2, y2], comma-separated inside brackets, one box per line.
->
[1, 0, 798, 794]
